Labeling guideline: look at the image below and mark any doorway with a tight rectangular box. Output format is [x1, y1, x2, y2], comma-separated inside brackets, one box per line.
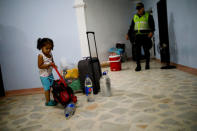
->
[157, 0, 170, 64]
[0, 65, 5, 97]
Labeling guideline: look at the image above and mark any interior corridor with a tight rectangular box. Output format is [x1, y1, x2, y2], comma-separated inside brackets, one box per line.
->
[0, 60, 197, 131]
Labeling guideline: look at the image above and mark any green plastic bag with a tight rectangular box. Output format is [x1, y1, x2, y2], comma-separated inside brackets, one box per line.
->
[68, 79, 81, 91]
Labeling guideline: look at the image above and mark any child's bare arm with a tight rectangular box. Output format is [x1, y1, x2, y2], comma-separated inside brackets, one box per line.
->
[51, 57, 57, 68]
[38, 55, 51, 69]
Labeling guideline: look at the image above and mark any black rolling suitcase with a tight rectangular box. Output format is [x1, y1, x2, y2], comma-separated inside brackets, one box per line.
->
[78, 32, 102, 94]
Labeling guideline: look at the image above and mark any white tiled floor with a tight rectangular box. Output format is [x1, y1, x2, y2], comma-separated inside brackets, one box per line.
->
[0, 60, 197, 131]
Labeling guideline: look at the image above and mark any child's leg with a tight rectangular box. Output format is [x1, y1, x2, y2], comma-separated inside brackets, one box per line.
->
[45, 90, 50, 103]
[48, 74, 56, 102]
[40, 76, 56, 105]
[44, 89, 56, 106]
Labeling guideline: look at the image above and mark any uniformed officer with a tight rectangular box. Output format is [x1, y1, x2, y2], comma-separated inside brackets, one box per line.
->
[126, 2, 155, 71]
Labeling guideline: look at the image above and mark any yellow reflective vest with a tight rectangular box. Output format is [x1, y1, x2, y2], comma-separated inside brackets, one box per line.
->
[133, 12, 151, 34]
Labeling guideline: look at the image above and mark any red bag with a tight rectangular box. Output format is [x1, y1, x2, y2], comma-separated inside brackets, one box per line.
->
[51, 64, 77, 106]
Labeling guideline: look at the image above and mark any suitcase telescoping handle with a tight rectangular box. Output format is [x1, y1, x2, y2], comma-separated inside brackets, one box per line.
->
[86, 31, 98, 93]
[86, 31, 98, 58]
[51, 64, 67, 87]
[86, 31, 94, 34]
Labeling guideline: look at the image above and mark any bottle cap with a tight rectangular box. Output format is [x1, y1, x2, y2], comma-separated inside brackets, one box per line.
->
[103, 71, 107, 75]
[65, 114, 69, 117]
[68, 103, 75, 108]
[70, 104, 75, 108]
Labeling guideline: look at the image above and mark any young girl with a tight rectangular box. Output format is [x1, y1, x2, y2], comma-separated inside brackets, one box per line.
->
[37, 38, 57, 106]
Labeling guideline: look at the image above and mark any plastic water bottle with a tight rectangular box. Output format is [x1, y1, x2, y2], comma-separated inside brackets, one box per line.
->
[85, 75, 94, 102]
[64, 102, 76, 119]
[100, 71, 111, 97]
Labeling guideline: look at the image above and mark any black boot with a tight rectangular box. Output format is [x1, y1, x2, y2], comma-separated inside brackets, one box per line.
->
[135, 65, 141, 71]
[145, 63, 150, 70]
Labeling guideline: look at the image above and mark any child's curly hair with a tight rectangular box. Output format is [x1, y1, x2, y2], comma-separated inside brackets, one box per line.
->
[37, 38, 54, 50]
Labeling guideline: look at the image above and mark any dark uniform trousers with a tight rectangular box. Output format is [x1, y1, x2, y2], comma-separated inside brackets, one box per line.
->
[134, 34, 152, 66]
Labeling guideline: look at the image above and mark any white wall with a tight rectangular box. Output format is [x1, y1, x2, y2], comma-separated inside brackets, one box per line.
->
[167, 0, 197, 68]
[74, 0, 90, 58]
[0, 0, 81, 91]
[142, 0, 197, 68]
[84, 0, 136, 62]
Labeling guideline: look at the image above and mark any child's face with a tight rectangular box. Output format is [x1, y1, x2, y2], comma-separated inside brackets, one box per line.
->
[42, 43, 52, 55]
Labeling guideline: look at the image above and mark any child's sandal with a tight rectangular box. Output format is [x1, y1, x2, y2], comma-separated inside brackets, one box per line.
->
[45, 100, 56, 106]
[50, 100, 57, 105]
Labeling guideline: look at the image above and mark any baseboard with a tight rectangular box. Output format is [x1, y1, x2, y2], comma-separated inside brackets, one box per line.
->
[154, 58, 197, 76]
[5, 87, 44, 97]
[100, 61, 110, 68]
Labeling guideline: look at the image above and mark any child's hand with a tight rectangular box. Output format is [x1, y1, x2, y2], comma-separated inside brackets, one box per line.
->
[50, 62, 55, 66]
[50, 62, 58, 68]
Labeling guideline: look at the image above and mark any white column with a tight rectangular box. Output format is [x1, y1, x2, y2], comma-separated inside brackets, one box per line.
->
[74, 0, 89, 58]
